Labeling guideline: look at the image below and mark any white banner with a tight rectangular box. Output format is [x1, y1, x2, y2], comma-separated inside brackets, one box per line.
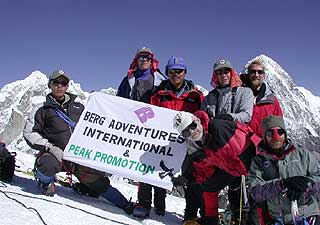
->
[64, 92, 187, 190]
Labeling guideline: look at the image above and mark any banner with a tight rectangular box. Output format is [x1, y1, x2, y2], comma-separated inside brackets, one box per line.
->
[64, 92, 187, 190]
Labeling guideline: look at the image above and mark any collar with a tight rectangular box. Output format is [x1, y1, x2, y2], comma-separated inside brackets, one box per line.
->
[135, 69, 152, 80]
[49, 94, 70, 107]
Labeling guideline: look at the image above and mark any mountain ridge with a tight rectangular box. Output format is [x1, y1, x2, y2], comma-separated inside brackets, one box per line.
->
[0, 55, 319, 153]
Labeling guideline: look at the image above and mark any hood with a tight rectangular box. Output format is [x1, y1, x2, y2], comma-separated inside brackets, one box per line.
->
[210, 69, 242, 88]
[127, 52, 159, 77]
[258, 139, 296, 160]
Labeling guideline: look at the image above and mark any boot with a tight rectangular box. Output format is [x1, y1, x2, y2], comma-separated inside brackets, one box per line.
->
[199, 216, 218, 225]
[183, 217, 201, 225]
[123, 198, 137, 215]
[154, 208, 165, 216]
[33, 169, 55, 196]
[41, 182, 55, 197]
[133, 205, 150, 219]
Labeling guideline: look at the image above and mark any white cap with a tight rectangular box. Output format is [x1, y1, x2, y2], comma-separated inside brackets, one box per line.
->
[173, 111, 194, 133]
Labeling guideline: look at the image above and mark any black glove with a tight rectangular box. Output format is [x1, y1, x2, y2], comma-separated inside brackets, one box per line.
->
[189, 150, 206, 161]
[171, 175, 188, 186]
[282, 176, 313, 192]
[287, 189, 303, 201]
[214, 113, 234, 121]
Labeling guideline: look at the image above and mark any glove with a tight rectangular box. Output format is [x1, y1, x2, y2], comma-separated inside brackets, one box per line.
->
[214, 113, 234, 121]
[171, 175, 188, 186]
[282, 176, 313, 192]
[46, 143, 64, 163]
[189, 150, 206, 161]
[287, 189, 303, 201]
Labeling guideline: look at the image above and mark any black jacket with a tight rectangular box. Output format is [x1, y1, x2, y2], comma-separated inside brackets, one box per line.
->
[23, 93, 84, 151]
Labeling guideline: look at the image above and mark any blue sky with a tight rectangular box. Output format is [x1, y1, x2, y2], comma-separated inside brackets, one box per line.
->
[1, 0, 319, 95]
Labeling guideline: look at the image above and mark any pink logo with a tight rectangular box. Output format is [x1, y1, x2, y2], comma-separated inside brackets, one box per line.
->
[134, 107, 154, 123]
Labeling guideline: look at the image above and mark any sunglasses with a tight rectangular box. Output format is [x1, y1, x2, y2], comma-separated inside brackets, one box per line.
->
[137, 55, 152, 61]
[249, 69, 265, 75]
[215, 69, 231, 76]
[181, 121, 197, 138]
[51, 80, 69, 87]
[168, 69, 185, 75]
[265, 128, 286, 137]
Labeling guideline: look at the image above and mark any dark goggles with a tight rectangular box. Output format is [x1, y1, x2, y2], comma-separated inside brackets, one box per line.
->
[249, 69, 265, 75]
[265, 128, 286, 137]
[215, 69, 231, 76]
[51, 80, 69, 87]
[181, 121, 197, 138]
[168, 69, 185, 75]
[137, 55, 152, 61]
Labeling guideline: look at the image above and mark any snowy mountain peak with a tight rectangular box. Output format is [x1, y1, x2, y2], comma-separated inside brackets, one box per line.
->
[244, 54, 320, 150]
[0, 71, 88, 146]
[1, 56, 320, 153]
[244, 54, 293, 83]
[25, 70, 48, 82]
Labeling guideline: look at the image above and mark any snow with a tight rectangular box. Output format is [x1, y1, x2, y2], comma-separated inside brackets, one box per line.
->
[296, 87, 320, 121]
[0, 151, 185, 225]
[31, 96, 46, 105]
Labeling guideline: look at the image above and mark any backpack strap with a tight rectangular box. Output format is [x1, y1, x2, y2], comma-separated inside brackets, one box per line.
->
[54, 108, 76, 128]
[214, 87, 237, 114]
[231, 87, 238, 113]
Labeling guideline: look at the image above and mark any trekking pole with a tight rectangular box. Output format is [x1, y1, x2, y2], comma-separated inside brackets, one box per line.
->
[239, 175, 247, 225]
[291, 200, 299, 225]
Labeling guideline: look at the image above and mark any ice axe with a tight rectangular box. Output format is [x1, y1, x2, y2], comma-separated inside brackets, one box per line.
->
[159, 160, 174, 179]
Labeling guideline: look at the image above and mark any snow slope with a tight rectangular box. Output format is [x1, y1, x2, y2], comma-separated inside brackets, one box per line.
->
[0, 151, 185, 225]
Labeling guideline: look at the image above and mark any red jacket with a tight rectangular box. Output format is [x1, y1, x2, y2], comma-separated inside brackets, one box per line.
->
[249, 84, 283, 138]
[192, 111, 259, 183]
[150, 80, 204, 112]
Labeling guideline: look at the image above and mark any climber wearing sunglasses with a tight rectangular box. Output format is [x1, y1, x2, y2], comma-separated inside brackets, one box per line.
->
[248, 115, 320, 225]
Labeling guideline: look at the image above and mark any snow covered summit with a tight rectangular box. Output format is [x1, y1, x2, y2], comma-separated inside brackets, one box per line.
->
[0, 55, 319, 153]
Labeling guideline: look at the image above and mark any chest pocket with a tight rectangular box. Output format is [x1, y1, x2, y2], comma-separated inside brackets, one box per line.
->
[132, 75, 154, 103]
[185, 97, 197, 103]
[205, 87, 238, 118]
[68, 103, 84, 122]
[256, 156, 279, 181]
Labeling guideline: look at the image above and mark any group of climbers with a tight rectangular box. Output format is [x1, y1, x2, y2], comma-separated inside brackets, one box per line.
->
[11, 46, 318, 225]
